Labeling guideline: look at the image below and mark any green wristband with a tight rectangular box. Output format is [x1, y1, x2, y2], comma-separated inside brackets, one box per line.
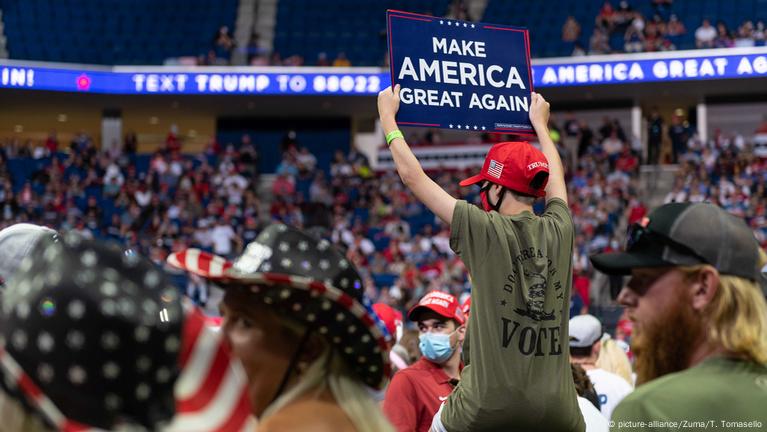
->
[386, 130, 404, 146]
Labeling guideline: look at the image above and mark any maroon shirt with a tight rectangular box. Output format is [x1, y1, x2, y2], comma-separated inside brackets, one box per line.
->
[383, 357, 458, 432]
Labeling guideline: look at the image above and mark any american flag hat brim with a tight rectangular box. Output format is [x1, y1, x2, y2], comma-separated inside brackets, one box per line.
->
[167, 224, 393, 390]
[167, 249, 233, 279]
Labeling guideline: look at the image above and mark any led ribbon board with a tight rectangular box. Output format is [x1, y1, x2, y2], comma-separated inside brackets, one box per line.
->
[0, 49, 765, 94]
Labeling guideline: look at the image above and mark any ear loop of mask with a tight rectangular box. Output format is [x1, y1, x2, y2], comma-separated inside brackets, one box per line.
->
[479, 182, 506, 212]
[269, 326, 313, 406]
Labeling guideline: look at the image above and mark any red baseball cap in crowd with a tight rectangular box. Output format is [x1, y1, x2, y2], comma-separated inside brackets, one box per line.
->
[459, 142, 550, 198]
[408, 290, 465, 325]
[373, 303, 404, 342]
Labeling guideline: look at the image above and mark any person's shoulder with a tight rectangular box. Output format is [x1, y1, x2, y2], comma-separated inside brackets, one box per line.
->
[541, 197, 573, 228]
[615, 368, 706, 414]
[394, 358, 432, 378]
[590, 368, 633, 390]
[258, 398, 355, 432]
[544, 197, 569, 212]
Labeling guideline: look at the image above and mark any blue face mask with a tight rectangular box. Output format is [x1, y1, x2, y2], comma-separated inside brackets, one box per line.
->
[419, 331, 456, 364]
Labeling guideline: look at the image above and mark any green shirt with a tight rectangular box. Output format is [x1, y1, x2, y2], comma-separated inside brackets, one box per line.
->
[611, 357, 767, 431]
[441, 199, 584, 432]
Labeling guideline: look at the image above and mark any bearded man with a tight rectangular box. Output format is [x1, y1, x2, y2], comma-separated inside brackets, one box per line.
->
[591, 202, 767, 430]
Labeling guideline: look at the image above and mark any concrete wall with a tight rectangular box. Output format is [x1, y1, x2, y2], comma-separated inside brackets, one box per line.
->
[707, 102, 767, 138]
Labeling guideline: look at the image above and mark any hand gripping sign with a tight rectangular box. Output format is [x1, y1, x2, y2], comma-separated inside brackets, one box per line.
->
[387, 10, 534, 135]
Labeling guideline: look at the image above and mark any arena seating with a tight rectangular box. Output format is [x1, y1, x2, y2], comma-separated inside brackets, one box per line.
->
[1, 0, 765, 65]
[0, 0, 237, 64]
[272, 0, 452, 66]
[271, 0, 766, 64]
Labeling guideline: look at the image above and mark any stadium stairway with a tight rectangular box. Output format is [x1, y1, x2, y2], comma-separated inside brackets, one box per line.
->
[640, 164, 680, 209]
[232, 0, 258, 65]
[253, 0, 278, 60]
[0, 9, 8, 58]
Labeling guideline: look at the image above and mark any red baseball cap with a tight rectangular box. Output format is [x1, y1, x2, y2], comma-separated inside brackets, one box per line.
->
[373, 303, 404, 341]
[459, 142, 550, 198]
[408, 290, 465, 325]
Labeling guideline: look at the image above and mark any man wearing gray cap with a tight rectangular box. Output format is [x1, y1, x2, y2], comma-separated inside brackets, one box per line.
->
[0, 223, 58, 289]
[590, 202, 767, 430]
[568, 314, 633, 420]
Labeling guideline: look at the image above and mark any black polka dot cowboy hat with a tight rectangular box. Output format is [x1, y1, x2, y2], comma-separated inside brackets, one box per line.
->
[0, 233, 255, 431]
[0, 233, 183, 430]
[167, 223, 393, 389]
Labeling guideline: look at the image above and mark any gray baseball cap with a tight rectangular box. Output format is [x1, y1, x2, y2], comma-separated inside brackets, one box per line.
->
[569, 314, 602, 348]
[591, 203, 763, 284]
[0, 223, 58, 287]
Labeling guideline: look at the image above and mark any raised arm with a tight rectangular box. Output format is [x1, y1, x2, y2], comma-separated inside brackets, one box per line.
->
[377, 85, 457, 225]
[529, 92, 568, 205]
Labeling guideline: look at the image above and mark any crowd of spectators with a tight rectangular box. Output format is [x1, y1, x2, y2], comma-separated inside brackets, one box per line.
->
[2, 114, 765, 320]
[0, 119, 638, 315]
[663, 127, 767, 247]
[0, 131, 261, 287]
[566, 0, 765, 56]
[694, 18, 766, 49]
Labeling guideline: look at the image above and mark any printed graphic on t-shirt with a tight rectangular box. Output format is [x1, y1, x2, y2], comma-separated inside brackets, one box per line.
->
[497, 247, 566, 357]
[513, 269, 555, 321]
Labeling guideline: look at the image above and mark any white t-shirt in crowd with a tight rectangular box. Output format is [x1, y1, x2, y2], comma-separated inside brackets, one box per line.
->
[577, 396, 609, 432]
[695, 25, 716, 43]
[211, 225, 236, 256]
[587, 368, 633, 420]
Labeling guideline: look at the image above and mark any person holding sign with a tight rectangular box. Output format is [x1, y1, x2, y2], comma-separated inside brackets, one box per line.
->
[377, 85, 584, 431]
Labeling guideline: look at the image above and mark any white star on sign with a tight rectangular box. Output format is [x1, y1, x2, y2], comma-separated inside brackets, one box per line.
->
[481, 126, 486, 130]
[457, 125, 462, 129]
[473, 125, 478, 130]
[447, 21, 452, 26]
[440, 20, 444, 24]
[449, 124, 453, 128]
[465, 125, 470, 129]
[471, 24, 476, 28]
[463, 23, 468, 27]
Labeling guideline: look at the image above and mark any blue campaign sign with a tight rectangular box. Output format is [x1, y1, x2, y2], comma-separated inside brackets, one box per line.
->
[387, 10, 534, 135]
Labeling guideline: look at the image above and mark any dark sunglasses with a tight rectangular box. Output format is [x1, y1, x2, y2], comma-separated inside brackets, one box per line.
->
[625, 223, 708, 264]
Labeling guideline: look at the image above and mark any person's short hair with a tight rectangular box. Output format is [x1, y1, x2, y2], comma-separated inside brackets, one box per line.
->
[569, 345, 594, 358]
[680, 265, 767, 365]
[508, 189, 537, 206]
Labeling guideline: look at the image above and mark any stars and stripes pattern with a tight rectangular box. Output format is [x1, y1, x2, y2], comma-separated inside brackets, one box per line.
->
[164, 306, 255, 432]
[167, 249, 232, 279]
[0, 307, 255, 432]
[488, 159, 504, 179]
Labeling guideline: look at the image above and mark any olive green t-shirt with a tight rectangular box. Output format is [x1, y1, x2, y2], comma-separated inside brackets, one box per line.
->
[441, 199, 585, 432]
[611, 357, 767, 431]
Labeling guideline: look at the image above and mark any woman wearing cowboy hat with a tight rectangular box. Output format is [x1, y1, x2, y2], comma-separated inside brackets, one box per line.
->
[169, 223, 395, 432]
